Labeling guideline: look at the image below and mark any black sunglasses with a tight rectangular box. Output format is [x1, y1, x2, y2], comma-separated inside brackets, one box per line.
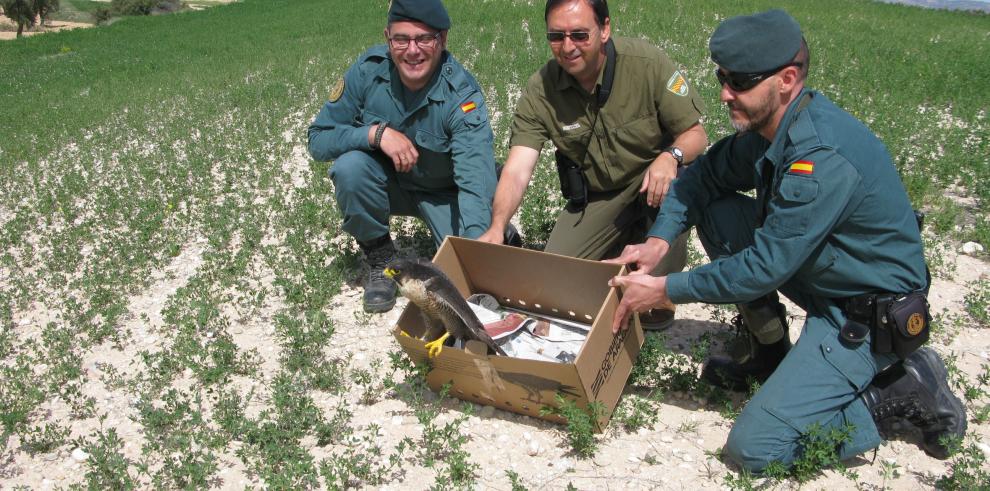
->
[546, 31, 591, 43]
[715, 62, 802, 92]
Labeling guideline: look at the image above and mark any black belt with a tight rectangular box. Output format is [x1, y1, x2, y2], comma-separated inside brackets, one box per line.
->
[841, 293, 897, 326]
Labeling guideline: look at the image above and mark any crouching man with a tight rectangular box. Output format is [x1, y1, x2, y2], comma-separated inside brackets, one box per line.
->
[607, 9, 966, 472]
[308, 0, 497, 313]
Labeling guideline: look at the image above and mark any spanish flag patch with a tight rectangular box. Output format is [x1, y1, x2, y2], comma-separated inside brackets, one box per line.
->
[789, 160, 814, 175]
[460, 101, 477, 113]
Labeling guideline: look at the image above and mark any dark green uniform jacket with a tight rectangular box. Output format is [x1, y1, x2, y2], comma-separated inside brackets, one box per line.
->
[652, 88, 927, 303]
[510, 37, 703, 193]
[308, 45, 496, 239]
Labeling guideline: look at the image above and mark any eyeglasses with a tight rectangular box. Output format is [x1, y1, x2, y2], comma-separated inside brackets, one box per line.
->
[546, 31, 591, 43]
[715, 62, 802, 92]
[387, 31, 441, 50]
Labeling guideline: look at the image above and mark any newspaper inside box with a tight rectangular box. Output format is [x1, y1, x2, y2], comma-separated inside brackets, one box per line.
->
[391, 236, 645, 430]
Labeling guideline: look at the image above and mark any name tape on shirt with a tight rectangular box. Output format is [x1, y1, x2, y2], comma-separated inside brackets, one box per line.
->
[460, 101, 477, 113]
[666, 71, 689, 97]
[789, 160, 815, 175]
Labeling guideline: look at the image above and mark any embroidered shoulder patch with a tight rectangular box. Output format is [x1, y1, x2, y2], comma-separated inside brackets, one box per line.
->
[460, 101, 477, 113]
[328, 78, 345, 103]
[666, 71, 689, 96]
[789, 160, 814, 174]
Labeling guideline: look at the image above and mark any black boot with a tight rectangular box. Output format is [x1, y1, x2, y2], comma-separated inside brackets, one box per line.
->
[358, 235, 398, 313]
[861, 347, 967, 459]
[702, 331, 791, 392]
[701, 298, 790, 392]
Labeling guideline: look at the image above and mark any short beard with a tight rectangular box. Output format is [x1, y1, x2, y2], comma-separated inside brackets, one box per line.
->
[729, 94, 778, 133]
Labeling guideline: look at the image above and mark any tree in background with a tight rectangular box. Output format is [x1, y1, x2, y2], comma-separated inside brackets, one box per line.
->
[1, 0, 58, 37]
[33, 0, 58, 26]
[2, 0, 36, 38]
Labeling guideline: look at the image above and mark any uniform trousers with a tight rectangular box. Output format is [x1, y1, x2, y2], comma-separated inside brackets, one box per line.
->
[697, 193, 898, 472]
[329, 150, 464, 249]
[545, 175, 689, 276]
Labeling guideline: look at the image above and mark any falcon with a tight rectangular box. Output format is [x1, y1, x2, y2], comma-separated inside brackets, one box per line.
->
[384, 258, 506, 357]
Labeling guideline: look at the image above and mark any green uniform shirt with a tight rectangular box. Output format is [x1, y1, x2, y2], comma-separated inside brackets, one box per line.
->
[652, 89, 928, 303]
[308, 45, 497, 238]
[509, 37, 705, 193]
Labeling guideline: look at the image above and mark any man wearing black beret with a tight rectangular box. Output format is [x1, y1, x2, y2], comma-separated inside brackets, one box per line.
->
[608, 9, 965, 471]
[308, 0, 498, 313]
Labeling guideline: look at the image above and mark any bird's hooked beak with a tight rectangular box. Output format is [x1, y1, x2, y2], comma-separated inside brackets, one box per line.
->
[383, 267, 398, 279]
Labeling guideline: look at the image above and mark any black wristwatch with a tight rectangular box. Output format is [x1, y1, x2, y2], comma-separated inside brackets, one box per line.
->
[664, 146, 684, 165]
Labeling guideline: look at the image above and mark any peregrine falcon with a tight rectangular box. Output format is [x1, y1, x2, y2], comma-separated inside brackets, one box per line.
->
[384, 258, 507, 358]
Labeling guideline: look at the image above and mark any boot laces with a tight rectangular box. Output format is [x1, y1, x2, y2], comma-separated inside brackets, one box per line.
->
[872, 393, 937, 427]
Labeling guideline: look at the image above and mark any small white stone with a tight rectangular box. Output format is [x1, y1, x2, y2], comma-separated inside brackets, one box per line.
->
[962, 242, 985, 255]
[71, 448, 89, 462]
[681, 453, 695, 463]
[977, 443, 990, 457]
[353, 352, 366, 361]
[627, 455, 641, 463]
[391, 415, 403, 426]
[696, 438, 704, 445]
[660, 434, 674, 443]
[637, 428, 650, 436]
[527, 441, 541, 456]
[497, 434, 510, 443]
[884, 457, 898, 465]
[523, 431, 533, 441]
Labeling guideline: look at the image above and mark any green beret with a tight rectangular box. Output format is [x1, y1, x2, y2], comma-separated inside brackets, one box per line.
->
[709, 9, 802, 74]
[388, 0, 451, 31]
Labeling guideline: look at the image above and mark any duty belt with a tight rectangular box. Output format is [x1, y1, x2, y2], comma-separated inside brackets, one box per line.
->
[841, 293, 897, 327]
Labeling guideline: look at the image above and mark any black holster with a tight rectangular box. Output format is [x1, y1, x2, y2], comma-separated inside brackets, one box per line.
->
[840, 292, 930, 359]
[555, 150, 588, 211]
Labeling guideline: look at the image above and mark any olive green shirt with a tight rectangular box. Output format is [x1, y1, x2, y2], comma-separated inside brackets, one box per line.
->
[510, 37, 705, 192]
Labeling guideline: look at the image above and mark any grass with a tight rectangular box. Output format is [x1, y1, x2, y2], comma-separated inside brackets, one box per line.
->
[0, 0, 988, 488]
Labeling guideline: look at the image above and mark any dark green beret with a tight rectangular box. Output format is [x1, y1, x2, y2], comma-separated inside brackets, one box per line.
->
[388, 0, 451, 31]
[709, 9, 802, 74]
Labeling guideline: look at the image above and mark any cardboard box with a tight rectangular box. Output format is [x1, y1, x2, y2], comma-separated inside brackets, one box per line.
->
[391, 236, 645, 430]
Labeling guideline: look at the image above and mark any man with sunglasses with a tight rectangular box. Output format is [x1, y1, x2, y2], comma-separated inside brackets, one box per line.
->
[607, 9, 965, 472]
[477, 0, 708, 329]
[308, 0, 497, 313]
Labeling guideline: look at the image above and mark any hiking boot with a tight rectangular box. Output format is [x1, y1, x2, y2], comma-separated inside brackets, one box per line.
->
[701, 298, 790, 392]
[359, 235, 398, 313]
[701, 330, 791, 392]
[862, 347, 967, 459]
[639, 307, 675, 331]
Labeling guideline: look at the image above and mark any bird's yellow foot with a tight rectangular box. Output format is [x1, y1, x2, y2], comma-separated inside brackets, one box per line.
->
[424, 333, 450, 358]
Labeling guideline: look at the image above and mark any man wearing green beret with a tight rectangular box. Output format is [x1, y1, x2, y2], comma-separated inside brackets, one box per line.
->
[308, 0, 497, 313]
[477, 0, 709, 329]
[607, 9, 965, 472]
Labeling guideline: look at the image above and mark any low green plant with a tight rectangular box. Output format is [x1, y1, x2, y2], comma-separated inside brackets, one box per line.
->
[613, 390, 663, 432]
[77, 428, 137, 490]
[540, 393, 604, 459]
[879, 459, 902, 489]
[20, 422, 70, 455]
[320, 424, 409, 489]
[964, 278, 990, 327]
[790, 423, 857, 483]
[505, 469, 529, 491]
[935, 436, 990, 490]
[352, 359, 388, 405]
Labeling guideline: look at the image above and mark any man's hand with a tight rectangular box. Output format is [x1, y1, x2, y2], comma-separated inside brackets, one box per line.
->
[639, 152, 678, 207]
[378, 127, 419, 172]
[603, 237, 669, 276]
[476, 227, 505, 245]
[608, 274, 675, 333]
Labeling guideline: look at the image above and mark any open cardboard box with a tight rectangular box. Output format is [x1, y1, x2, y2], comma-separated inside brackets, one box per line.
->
[391, 236, 645, 431]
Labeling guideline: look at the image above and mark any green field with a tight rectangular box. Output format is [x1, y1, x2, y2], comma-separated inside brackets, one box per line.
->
[1, 0, 988, 488]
